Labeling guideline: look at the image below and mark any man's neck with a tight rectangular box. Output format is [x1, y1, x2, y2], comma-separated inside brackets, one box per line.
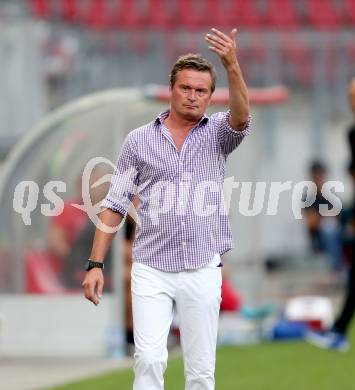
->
[165, 109, 201, 132]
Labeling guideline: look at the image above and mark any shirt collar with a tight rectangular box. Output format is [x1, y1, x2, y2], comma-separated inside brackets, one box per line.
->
[154, 109, 209, 128]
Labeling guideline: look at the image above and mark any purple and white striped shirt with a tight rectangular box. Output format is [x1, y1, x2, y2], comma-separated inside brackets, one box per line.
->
[102, 109, 251, 272]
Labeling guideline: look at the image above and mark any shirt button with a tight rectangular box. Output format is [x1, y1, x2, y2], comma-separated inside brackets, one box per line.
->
[182, 241, 187, 246]
[179, 161, 183, 166]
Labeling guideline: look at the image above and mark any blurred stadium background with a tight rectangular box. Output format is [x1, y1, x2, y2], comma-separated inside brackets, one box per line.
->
[0, 0, 354, 389]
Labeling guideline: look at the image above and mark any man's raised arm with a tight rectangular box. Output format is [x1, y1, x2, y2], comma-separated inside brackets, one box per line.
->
[205, 28, 250, 130]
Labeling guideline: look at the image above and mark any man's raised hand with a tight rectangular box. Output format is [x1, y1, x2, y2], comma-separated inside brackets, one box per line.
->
[205, 28, 238, 69]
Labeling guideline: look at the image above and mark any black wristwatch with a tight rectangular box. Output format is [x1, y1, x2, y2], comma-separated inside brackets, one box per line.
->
[85, 260, 104, 271]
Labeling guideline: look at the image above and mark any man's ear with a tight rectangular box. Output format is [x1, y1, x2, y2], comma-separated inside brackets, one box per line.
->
[207, 93, 213, 105]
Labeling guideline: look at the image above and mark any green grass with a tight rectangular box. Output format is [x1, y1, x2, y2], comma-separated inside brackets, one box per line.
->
[52, 325, 355, 390]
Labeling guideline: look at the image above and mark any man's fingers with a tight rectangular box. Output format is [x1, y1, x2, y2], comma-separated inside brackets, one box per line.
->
[82, 280, 99, 305]
[89, 287, 99, 305]
[205, 34, 228, 49]
[208, 46, 224, 56]
[229, 28, 238, 41]
[97, 279, 104, 299]
[205, 36, 226, 51]
[84, 285, 96, 302]
[82, 281, 90, 298]
[211, 28, 231, 43]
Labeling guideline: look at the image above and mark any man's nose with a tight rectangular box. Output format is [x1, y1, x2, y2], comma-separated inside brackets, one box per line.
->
[187, 90, 196, 101]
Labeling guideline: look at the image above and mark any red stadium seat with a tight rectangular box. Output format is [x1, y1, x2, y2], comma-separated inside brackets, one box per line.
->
[83, 0, 110, 30]
[233, 0, 264, 29]
[306, 0, 342, 29]
[345, 0, 355, 25]
[175, 0, 267, 30]
[203, 0, 225, 28]
[265, 0, 301, 30]
[29, 0, 51, 19]
[193, 0, 264, 29]
[59, 0, 79, 23]
[175, 0, 208, 30]
[197, 0, 238, 29]
[112, 0, 143, 29]
[146, 0, 174, 29]
[182, 0, 238, 30]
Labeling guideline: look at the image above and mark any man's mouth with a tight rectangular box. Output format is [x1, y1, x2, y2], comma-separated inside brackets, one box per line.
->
[184, 105, 198, 109]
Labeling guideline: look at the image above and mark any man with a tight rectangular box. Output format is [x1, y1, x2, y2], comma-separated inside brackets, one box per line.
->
[302, 160, 342, 271]
[306, 78, 355, 352]
[82, 28, 251, 389]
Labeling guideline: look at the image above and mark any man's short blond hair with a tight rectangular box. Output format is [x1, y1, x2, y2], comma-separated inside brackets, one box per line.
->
[169, 53, 216, 93]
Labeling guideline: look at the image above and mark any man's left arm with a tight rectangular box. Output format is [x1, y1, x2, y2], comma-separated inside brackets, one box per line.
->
[206, 28, 250, 130]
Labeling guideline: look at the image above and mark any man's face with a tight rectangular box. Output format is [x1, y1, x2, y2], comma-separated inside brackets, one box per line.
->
[170, 69, 213, 121]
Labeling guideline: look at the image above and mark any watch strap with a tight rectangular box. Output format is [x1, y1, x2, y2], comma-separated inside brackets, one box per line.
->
[86, 260, 104, 271]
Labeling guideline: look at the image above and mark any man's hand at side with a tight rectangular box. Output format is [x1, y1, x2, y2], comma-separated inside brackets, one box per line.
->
[81, 208, 123, 306]
[82, 268, 104, 306]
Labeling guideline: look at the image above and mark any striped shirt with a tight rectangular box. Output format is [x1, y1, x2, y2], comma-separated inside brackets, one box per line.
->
[102, 109, 251, 272]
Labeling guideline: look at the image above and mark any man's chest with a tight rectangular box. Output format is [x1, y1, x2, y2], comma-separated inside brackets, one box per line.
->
[136, 129, 225, 186]
[170, 131, 188, 151]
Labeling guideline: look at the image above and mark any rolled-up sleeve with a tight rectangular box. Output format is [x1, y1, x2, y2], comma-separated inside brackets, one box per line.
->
[212, 111, 252, 156]
[101, 135, 139, 217]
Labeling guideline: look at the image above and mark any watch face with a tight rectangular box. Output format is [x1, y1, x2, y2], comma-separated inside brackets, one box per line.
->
[85, 261, 92, 271]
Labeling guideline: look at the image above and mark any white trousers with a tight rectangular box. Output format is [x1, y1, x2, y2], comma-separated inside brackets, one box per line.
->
[131, 255, 222, 390]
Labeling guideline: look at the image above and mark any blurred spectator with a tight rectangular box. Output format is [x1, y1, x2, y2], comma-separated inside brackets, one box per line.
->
[306, 78, 355, 351]
[302, 160, 343, 271]
[48, 166, 109, 288]
[65, 216, 112, 289]
[220, 262, 242, 312]
[47, 177, 87, 286]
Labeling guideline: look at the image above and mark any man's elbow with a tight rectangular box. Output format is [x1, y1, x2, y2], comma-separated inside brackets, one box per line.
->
[230, 113, 250, 130]
[236, 119, 249, 129]
[239, 110, 250, 124]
